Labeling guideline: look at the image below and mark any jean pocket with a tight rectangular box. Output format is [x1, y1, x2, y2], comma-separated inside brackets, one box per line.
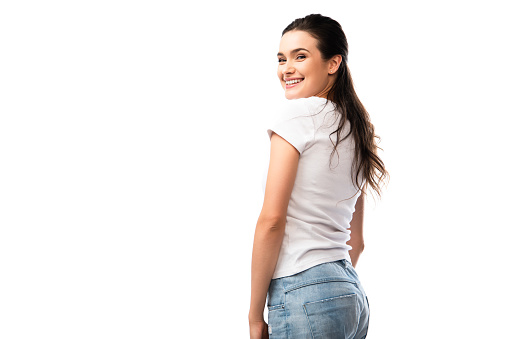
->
[267, 303, 284, 311]
[267, 304, 285, 338]
[303, 293, 359, 338]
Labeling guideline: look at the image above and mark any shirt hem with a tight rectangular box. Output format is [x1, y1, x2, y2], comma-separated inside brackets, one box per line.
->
[272, 254, 352, 280]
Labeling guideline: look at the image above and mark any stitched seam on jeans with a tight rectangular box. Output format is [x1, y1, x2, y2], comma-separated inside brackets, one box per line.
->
[351, 294, 360, 339]
[360, 293, 366, 317]
[284, 278, 358, 293]
[303, 292, 356, 306]
[302, 304, 316, 339]
[284, 292, 289, 339]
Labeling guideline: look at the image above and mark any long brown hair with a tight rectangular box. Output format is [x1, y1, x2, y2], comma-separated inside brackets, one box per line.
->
[283, 14, 390, 200]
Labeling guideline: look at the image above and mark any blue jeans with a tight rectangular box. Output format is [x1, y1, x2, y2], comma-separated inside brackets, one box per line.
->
[267, 259, 369, 338]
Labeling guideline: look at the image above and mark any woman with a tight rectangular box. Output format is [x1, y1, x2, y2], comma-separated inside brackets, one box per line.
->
[249, 14, 389, 339]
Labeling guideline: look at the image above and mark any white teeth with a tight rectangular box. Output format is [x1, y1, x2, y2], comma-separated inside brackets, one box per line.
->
[286, 79, 303, 85]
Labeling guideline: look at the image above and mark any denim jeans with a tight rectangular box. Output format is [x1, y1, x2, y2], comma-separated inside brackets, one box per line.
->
[267, 259, 369, 338]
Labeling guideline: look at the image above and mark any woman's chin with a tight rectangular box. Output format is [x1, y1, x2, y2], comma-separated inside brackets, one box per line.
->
[284, 92, 301, 100]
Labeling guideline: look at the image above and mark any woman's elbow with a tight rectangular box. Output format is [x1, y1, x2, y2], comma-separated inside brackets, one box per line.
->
[351, 241, 365, 252]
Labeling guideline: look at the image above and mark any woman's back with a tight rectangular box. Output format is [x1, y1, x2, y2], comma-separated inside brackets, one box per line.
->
[263, 96, 366, 279]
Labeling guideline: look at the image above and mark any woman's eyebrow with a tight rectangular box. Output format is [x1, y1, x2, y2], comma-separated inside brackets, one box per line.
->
[277, 48, 310, 57]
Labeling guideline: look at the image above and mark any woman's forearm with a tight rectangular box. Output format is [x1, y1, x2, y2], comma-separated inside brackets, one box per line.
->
[348, 242, 365, 268]
[249, 223, 285, 321]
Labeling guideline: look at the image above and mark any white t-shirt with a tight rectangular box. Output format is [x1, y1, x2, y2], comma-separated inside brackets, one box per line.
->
[262, 96, 366, 279]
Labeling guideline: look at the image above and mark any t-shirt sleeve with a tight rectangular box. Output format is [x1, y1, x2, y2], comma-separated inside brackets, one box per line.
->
[267, 99, 315, 154]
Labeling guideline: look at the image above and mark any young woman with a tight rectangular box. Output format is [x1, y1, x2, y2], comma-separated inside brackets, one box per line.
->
[249, 14, 389, 338]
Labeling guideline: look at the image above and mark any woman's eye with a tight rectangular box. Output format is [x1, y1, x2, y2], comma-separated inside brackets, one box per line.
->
[278, 55, 304, 63]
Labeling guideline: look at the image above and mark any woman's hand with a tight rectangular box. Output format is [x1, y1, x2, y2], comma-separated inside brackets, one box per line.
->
[249, 319, 269, 339]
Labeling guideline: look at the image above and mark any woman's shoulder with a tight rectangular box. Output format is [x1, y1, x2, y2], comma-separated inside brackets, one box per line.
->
[277, 96, 330, 116]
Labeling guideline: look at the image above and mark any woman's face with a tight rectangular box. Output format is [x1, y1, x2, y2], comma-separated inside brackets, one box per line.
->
[277, 30, 340, 100]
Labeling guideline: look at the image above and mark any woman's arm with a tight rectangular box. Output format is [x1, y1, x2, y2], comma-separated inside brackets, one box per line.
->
[249, 132, 300, 322]
[348, 186, 366, 268]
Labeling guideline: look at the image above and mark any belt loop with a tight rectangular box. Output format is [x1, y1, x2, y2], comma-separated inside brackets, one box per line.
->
[345, 259, 352, 270]
[337, 259, 347, 269]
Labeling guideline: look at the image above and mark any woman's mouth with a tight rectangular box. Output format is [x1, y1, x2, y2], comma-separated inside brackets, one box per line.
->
[285, 78, 304, 89]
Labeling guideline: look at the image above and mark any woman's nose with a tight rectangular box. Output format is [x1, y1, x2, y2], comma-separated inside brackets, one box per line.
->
[282, 60, 295, 75]
[283, 65, 294, 76]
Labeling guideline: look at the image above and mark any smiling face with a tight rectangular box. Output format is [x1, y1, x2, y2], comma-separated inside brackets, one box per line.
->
[277, 30, 341, 100]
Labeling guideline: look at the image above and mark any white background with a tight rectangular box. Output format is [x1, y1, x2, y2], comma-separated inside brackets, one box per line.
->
[1, 0, 507, 338]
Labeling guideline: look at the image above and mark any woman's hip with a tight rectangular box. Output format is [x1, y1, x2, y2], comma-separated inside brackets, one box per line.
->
[267, 259, 369, 338]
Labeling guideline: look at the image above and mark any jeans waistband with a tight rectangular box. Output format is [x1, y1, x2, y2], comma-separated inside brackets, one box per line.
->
[269, 259, 358, 294]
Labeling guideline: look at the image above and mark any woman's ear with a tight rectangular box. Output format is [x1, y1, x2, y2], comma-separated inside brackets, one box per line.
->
[329, 55, 342, 75]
